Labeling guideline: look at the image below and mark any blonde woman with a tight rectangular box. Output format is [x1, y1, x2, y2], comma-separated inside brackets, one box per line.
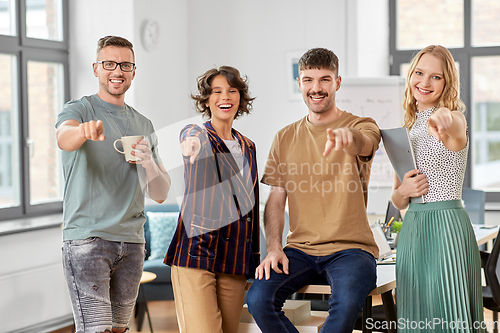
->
[391, 45, 484, 332]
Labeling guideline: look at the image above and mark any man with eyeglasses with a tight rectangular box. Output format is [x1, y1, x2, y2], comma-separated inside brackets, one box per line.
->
[55, 36, 171, 333]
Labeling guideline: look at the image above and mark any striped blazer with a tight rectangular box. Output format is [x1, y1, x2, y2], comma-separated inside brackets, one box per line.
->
[165, 121, 260, 277]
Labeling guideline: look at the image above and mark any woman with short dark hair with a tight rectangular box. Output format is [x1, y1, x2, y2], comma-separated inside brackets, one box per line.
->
[165, 66, 259, 333]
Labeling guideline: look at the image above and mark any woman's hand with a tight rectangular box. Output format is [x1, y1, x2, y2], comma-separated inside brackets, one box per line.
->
[428, 107, 453, 142]
[180, 137, 201, 164]
[397, 169, 429, 199]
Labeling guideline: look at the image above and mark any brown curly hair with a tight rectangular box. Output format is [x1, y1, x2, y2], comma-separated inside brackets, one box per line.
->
[191, 66, 255, 119]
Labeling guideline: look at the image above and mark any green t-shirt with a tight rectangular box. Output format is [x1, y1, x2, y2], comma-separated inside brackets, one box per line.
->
[55, 94, 163, 243]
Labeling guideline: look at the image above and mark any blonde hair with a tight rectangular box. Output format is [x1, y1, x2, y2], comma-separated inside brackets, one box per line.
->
[402, 45, 465, 128]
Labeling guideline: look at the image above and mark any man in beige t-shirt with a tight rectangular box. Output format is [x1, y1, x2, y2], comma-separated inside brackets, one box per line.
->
[247, 48, 381, 333]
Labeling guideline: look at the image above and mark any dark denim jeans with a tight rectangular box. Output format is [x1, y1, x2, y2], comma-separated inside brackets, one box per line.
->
[247, 248, 377, 333]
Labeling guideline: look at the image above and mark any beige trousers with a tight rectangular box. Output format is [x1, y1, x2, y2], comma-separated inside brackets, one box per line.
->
[171, 265, 247, 333]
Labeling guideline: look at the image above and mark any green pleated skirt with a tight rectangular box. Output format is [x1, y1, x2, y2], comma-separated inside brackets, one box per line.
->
[396, 200, 484, 332]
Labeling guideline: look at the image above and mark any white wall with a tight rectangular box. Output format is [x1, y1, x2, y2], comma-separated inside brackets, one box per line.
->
[357, 0, 390, 77]
[132, 0, 191, 128]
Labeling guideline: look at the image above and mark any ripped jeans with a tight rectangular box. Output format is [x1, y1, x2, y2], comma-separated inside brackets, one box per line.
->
[62, 237, 145, 333]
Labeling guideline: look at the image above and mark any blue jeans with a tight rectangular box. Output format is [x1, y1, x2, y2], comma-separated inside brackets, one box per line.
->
[247, 248, 376, 333]
[62, 237, 145, 333]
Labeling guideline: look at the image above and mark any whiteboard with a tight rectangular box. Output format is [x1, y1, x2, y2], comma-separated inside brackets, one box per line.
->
[336, 76, 406, 187]
[336, 76, 405, 129]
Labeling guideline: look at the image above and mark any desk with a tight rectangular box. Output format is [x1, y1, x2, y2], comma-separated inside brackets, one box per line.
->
[474, 224, 499, 248]
[140, 271, 157, 333]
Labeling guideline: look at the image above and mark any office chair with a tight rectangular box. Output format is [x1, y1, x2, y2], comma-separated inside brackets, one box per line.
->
[481, 233, 500, 333]
[462, 187, 486, 225]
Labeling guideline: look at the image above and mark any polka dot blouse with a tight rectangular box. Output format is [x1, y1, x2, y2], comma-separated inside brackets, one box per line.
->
[409, 107, 468, 202]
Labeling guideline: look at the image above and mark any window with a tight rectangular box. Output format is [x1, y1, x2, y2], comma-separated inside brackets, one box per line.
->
[471, 56, 500, 190]
[26, 0, 63, 41]
[0, 0, 16, 36]
[0, 54, 20, 209]
[472, 0, 500, 47]
[27, 60, 64, 205]
[396, 0, 464, 50]
[0, 0, 68, 220]
[390, 0, 500, 202]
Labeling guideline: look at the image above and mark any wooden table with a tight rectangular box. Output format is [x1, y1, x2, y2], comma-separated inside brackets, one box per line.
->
[141, 271, 157, 284]
[140, 271, 157, 333]
[474, 224, 499, 248]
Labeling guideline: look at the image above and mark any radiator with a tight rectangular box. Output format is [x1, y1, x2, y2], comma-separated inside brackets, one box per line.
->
[0, 263, 72, 333]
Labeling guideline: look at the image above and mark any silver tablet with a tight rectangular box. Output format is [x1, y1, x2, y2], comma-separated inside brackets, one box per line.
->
[381, 127, 425, 204]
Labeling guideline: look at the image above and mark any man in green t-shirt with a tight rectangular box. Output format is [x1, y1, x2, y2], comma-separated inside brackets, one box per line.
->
[247, 48, 381, 333]
[55, 36, 170, 333]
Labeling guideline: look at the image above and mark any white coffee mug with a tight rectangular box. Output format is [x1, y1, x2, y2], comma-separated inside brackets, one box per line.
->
[113, 135, 145, 162]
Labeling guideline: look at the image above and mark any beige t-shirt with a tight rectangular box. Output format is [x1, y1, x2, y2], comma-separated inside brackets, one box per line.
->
[261, 112, 381, 257]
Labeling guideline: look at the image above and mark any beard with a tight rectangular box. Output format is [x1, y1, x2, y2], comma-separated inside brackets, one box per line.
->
[303, 90, 334, 114]
[100, 77, 131, 97]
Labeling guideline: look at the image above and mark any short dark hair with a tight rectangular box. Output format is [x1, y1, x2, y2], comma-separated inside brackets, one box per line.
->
[191, 66, 255, 119]
[298, 48, 339, 75]
[96, 36, 134, 60]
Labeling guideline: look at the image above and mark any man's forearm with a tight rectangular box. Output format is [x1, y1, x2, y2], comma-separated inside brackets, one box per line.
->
[344, 129, 374, 157]
[143, 162, 171, 203]
[56, 124, 87, 152]
[264, 202, 285, 252]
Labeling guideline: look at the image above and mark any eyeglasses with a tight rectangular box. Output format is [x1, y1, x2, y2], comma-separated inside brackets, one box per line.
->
[96, 61, 135, 72]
